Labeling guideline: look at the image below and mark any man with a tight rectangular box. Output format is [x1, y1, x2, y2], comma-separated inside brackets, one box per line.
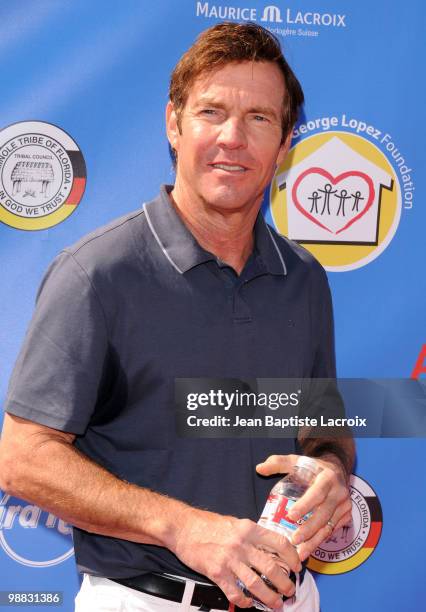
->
[0, 23, 353, 611]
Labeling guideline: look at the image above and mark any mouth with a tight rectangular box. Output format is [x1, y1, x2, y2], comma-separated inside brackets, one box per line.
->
[209, 163, 248, 173]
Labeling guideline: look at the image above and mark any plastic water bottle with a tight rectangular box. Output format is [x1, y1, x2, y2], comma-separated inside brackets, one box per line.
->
[258, 455, 319, 538]
[237, 456, 319, 611]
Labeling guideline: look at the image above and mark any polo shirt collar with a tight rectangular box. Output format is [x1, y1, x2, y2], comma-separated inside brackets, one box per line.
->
[253, 209, 288, 276]
[143, 184, 287, 276]
[143, 185, 214, 274]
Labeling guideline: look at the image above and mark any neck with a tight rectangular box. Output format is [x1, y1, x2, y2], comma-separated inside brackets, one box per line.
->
[170, 180, 262, 275]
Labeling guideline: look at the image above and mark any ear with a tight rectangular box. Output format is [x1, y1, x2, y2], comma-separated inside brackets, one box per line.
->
[276, 129, 293, 167]
[166, 101, 180, 153]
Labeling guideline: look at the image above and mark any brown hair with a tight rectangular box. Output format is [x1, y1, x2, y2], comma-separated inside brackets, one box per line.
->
[169, 22, 304, 142]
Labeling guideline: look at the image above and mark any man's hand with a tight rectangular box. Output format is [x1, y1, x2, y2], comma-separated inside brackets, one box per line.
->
[0, 415, 299, 609]
[256, 454, 352, 562]
[169, 508, 302, 609]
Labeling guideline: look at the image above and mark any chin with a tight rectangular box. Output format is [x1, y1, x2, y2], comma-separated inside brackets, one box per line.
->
[205, 192, 250, 211]
[202, 183, 256, 211]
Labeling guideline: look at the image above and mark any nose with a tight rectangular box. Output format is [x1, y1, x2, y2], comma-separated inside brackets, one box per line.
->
[216, 117, 247, 150]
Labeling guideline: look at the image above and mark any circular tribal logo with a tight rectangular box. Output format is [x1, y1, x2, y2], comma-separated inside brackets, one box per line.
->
[270, 131, 401, 271]
[0, 121, 86, 230]
[307, 474, 383, 574]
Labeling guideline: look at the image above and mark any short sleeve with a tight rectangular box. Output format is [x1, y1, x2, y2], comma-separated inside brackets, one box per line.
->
[5, 251, 108, 434]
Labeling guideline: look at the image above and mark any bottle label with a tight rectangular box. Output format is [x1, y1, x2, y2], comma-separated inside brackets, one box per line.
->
[261, 494, 312, 533]
[273, 497, 299, 532]
[259, 493, 280, 522]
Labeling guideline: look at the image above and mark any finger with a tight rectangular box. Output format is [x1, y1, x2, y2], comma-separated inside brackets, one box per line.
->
[292, 499, 339, 545]
[289, 469, 347, 520]
[297, 522, 335, 562]
[333, 509, 353, 532]
[247, 548, 296, 598]
[235, 561, 284, 610]
[293, 491, 352, 545]
[218, 574, 254, 609]
[255, 454, 299, 477]
[287, 471, 332, 519]
[215, 561, 254, 609]
[255, 525, 302, 573]
[296, 501, 350, 562]
[325, 498, 352, 535]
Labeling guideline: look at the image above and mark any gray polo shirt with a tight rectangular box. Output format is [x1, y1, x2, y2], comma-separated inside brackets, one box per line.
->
[5, 185, 336, 580]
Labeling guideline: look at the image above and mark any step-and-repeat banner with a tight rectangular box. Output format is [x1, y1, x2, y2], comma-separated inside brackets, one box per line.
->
[1, 1, 424, 610]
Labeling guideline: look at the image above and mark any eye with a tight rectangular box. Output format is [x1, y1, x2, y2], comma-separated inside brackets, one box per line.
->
[200, 109, 217, 115]
[253, 114, 269, 122]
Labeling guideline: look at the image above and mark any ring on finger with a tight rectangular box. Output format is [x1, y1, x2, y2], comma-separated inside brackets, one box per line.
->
[326, 518, 335, 531]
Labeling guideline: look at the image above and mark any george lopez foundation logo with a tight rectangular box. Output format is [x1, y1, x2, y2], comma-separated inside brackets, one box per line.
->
[0, 490, 74, 567]
[0, 121, 86, 231]
[270, 120, 413, 271]
[307, 475, 382, 574]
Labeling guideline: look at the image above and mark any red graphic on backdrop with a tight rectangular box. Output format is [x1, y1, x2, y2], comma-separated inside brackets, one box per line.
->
[292, 167, 375, 234]
[411, 345, 426, 379]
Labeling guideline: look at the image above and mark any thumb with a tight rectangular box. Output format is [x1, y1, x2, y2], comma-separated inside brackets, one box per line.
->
[256, 453, 299, 476]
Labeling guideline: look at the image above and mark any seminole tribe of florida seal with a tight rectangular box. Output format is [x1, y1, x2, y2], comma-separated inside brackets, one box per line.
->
[307, 474, 383, 575]
[0, 120, 86, 231]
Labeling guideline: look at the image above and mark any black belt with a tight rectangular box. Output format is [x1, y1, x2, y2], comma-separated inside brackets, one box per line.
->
[112, 566, 306, 611]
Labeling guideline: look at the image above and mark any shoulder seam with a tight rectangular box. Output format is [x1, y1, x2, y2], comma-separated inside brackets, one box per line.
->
[69, 209, 145, 257]
[61, 251, 110, 340]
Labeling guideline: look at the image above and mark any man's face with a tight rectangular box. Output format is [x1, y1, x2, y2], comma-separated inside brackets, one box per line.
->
[167, 61, 291, 212]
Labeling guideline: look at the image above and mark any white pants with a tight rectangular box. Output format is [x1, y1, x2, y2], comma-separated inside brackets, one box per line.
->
[75, 571, 319, 612]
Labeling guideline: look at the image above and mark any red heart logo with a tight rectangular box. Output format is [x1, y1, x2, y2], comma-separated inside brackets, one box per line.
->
[292, 167, 375, 234]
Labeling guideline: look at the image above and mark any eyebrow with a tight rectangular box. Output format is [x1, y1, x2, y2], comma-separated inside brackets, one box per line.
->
[193, 97, 280, 122]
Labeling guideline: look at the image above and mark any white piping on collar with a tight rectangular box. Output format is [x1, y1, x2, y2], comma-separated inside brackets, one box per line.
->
[265, 224, 287, 275]
[143, 203, 183, 274]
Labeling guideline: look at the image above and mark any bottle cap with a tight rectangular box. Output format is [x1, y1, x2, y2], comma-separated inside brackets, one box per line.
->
[296, 455, 319, 473]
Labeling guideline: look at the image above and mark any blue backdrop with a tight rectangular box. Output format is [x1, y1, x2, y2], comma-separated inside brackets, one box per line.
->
[1, 1, 424, 610]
